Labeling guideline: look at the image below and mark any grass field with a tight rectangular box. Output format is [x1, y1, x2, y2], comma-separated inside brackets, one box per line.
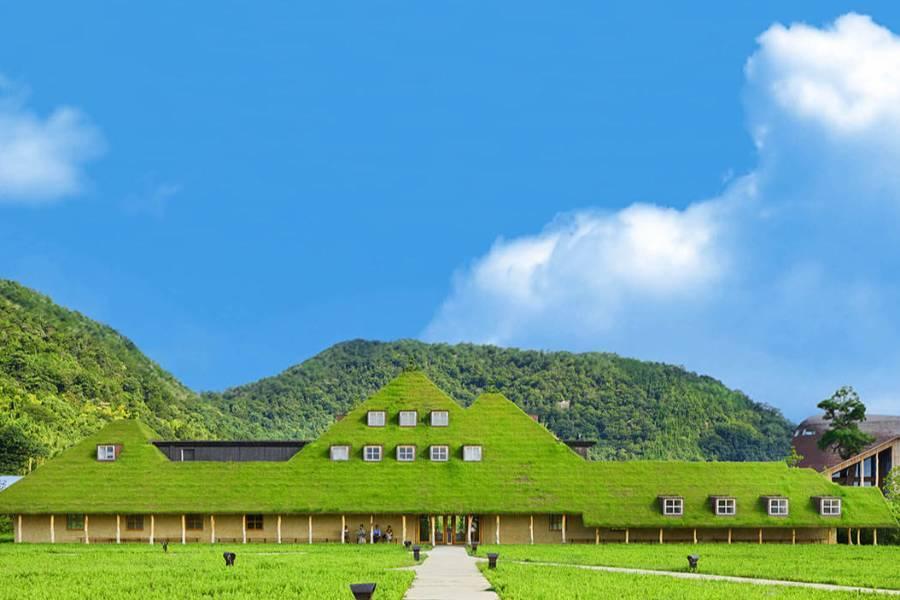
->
[0, 543, 417, 600]
[477, 543, 900, 590]
[479, 562, 887, 599]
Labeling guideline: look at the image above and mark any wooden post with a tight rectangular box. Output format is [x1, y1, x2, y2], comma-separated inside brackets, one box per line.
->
[181, 514, 186, 545]
[792, 528, 796, 545]
[561, 514, 567, 544]
[495, 515, 500, 544]
[856, 528, 861, 545]
[529, 515, 534, 545]
[403, 515, 408, 545]
[876, 454, 880, 488]
[84, 514, 90, 545]
[242, 514, 247, 544]
[277, 515, 282, 544]
[693, 528, 697, 544]
[659, 528, 664, 544]
[595, 528, 599, 545]
[150, 515, 155, 545]
[50, 515, 55, 544]
[625, 528, 629, 544]
[873, 528, 878, 546]
[16, 515, 21, 543]
[727, 528, 732, 544]
[116, 515, 121, 544]
[340, 515, 345, 544]
[308, 515, 312, 544]
[848, 527, 853, 546]
[211, 515, 216, 544]
[430, 516, 436, 546]
[466, 515, 472, 546]
[370, 515, 374, 544]
[758, 528, 763, 544]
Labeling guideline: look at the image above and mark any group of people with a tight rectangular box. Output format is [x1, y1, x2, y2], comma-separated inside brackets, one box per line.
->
[345, 523, 394, 544]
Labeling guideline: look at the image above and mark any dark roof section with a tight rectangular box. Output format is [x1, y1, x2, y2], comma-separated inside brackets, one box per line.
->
[792, 415, 900, 471]
[152, 440, 308, 462]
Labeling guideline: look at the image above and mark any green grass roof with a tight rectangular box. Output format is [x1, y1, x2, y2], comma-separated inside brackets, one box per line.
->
[0, 372, 894, 528]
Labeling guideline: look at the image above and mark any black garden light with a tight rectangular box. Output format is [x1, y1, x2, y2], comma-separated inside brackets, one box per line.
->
[487, 553, 499, 569]
[349, 583, 376, 600]
[223, 552, 236, 567]
[687, 555, 699, 572]
[470, 542, 478, 554]
[412, 545, 421, 561]
[404, 540, 411, 550]
[162, 541, 169, 553]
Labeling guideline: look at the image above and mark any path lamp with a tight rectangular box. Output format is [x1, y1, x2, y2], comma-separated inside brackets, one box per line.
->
[687, 555, 699, 572]
[223, 552, 236, 567]
[349, 583, 376, 600]
[470, 542, 478, 554]
[487, 553, 499, 569]
[412, 545, 421, 561]
[162, 541, 169, 553]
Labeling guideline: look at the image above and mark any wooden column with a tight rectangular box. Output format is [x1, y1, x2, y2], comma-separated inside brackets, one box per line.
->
[495, 515, 500, 544]
[16, 515, 22, 543]
[848, 527, 853, 545]
[370, 515, 374, 544]
[529, 515, 534, 545]
[84, 514, 90, 545]
[466, 515, 472, 546]
[50, 515, 55, 544]
[692, 528, 697, 544]
[875, 454, 880, 488]
[277, 515, 282, 544]
[873, 528, 878, 546]
[308, 515, 312, 544]
[624, 528, 629, 544]
[150, 515, 155, 545]
[561, 514, 567, 544]
[791, 528, 796, 545]
[758, 528, 763, 544]
[595, 528, 599, 544]
[340, 515, 345, 544]
[116, 515, 121, 544]
[403, 515, 408, 545]
[430, 516, 436, 546]
[727, 528, 732, 544]
[211, 515, 216, 544]
[856, 528, 861, 545]
[242, 514, 247, 544]
[181, 515, 186, 545]
[659, 528, 664, 544]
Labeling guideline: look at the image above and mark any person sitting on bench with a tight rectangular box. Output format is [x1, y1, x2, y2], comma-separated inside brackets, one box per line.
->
[357, 524, 367, 544]
[373, 524, 382, 543]
[384, 525, 394, 543]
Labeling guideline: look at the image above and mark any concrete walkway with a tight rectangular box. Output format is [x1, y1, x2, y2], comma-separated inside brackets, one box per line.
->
[404, 546, 498, 600]
[498, 559, 900, 596]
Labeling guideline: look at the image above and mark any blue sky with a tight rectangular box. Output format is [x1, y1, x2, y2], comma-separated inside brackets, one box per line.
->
[2, 2, 900, 420]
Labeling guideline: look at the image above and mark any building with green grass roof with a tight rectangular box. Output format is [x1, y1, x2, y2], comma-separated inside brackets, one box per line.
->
[1, 372, 895, 545]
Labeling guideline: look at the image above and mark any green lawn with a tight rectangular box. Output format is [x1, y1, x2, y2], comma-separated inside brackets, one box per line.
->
[0, 544, 417, 600]
[477, 543, 900, 590]
[480, 562, 883, 600]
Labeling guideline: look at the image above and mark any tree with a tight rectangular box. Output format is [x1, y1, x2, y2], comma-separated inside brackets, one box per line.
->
[0, 422, 46, 474]
[816, 386, 876, 460]
[881, 467, 900, 543]
[784, 446, 804, 468]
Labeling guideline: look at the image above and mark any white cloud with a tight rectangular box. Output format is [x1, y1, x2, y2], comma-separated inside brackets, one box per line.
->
[423, 13, 900, 418]
[0, 76, 105, 204]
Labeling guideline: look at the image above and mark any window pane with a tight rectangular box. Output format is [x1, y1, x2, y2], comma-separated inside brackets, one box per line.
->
[367, 411, 385, 427]
[397, 446, 415, 461]
[431, 411, 449, 426]
[330, 446, 350, 461]
[246, 514, 264, 530]
[67, 514, 84, 530]
[399, 411, 417, 426]
[549, 515, 563, 531]
[126, 515, 144, 530]
[364, 446, 382, 461]
[464, 446, 482, 461]
[186, 514, 204, 530]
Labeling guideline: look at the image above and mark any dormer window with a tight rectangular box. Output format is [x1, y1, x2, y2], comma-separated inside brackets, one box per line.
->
[97, 444, 118, 462]
[399, 411, 418, 427]
[463, 446, 482, 462]
[766, 497, 789, 516]
[431, 411, 449, 427]
[815, 496, 842, 516]
[363, 445, 383, 462]
[659, 496, 683, 516]
[396, 445, 416, 462]
[330, 445, 350, 461]
[712, 497, 736, 516]
[430, 445, 449, 462]
[367, 411, 386, 427]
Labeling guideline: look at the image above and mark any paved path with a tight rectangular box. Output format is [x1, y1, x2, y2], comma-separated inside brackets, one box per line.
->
[496, 559, 900, 596]
[404, 546, 498, 600]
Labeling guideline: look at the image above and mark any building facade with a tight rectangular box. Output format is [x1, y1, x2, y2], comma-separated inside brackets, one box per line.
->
[3, 373, 895, 545]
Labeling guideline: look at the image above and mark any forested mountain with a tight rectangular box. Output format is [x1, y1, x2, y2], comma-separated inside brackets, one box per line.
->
[208, 340, 792, 461]
[0, 279, 793, 475]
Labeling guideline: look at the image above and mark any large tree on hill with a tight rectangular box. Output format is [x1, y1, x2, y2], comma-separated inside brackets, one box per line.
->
[0, 422, 46, 474]
[816, 386, 876, 460]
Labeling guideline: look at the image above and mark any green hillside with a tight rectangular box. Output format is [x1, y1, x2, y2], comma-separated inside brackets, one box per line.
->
[0, 280, 252, 474]
[208, 340, 793, 461]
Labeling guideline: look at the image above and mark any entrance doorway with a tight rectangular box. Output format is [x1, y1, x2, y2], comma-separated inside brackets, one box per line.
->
[417, 515, 481, 545]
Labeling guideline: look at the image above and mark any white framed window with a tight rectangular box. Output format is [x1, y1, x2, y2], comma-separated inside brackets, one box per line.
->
[330, 445, 350, 461]
[463, 446, 482, 462]
[363, 446, 383, 462]
[399, 411, 418, 427]
[367, 411, 386, 427]
[820, 498, 841, 516]
[549, 514, 563, 531]
[430, 445, 449, 462]
[662, 498, 683, 516]
[396, 445, 416, 462]
[768, 498, 789, 516]
[97, 445, 117, 461]
[715, 498, 736, 516]
[431, 411, 449, 427]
